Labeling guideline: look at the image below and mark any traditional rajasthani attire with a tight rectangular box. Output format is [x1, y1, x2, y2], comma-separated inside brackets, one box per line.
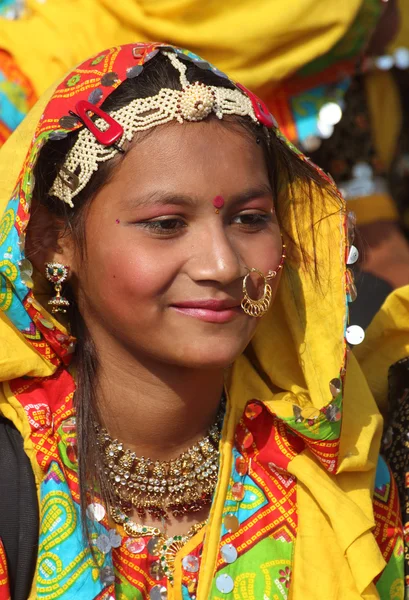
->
[0, 42, 407, 600]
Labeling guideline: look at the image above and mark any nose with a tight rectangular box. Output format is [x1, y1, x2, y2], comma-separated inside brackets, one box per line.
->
[187, 224, 244, 287]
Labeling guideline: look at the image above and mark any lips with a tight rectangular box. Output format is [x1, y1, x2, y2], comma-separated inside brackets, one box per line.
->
[170, 299, 242, 323]
[172, 299, 239, 311]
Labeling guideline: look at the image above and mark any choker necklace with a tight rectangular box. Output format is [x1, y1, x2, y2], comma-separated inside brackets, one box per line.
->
[95, 398, 225, 520]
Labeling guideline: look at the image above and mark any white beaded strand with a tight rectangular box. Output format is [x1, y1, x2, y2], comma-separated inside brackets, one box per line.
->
[50, 52, 257, 207]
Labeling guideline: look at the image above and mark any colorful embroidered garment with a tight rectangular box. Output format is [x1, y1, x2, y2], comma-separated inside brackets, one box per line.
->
[0, 42, 405, 600]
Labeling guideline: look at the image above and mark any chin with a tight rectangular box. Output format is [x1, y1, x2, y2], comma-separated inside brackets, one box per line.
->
[168, 338, 249, 370]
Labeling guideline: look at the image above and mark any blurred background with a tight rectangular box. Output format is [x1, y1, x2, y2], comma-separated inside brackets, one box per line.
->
[0, 0, 408, 328]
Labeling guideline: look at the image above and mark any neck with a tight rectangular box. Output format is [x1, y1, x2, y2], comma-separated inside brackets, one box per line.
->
[94, 345, 225, 461]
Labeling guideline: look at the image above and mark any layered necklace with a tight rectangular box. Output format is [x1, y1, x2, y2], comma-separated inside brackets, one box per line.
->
[95, 399, 225, 584]
[96, 398, 224, 519]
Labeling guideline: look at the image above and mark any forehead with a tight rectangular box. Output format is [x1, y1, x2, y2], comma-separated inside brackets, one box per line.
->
[110, 120, 269, 197]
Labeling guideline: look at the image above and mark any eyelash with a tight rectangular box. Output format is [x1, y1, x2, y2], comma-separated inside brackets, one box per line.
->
[137, 213, 272, 235]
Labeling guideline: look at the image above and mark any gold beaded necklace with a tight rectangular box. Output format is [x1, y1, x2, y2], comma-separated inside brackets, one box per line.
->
[95, 398, 225, 520]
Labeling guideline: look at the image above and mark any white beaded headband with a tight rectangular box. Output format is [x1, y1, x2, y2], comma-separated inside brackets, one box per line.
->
[50, 51, 258, 207]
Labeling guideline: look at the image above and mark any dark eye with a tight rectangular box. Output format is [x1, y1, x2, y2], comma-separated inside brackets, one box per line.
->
[139, 218, 186, 234]
[232, 213, 271, 227]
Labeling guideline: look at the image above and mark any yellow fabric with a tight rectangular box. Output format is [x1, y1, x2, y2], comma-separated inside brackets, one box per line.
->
[346, 71, 402, 226]
[348, 193, 399, 225]
[389, 0, 409, 52]
[0, 55, 405, 599]
[354, 284, 409, 417]
[0, 0, 363, 97]
[365, 70, 402, 171]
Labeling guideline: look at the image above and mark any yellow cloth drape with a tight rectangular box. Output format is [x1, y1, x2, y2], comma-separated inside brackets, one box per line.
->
[355, 284, 409, 417]
[0, 0, 363, 97]
[347, 70, 401, 225]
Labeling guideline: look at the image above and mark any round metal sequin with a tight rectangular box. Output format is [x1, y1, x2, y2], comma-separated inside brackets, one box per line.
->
[224, 514, 239, 533]
[221, 543, 238, 564]
[329, 378, 342, 397]
[19, 258, 33, 275]
[127, 65, 143, 78]
[235, 456, 247, 476]
[48, 130, 68, 140]
[55, 333, 69, 343]
[125, 537, 146, 554]
[86, 502, 105, 522]
[101, 72, 119, 86]
[347, 246, 359, 265]
[346, 325, 365, 346]
[231, 482, 245, 502]
[61, 416, 76, 433]
[150, 560, 165, 580]
[95, 534, 111, 554]
[147, 536, 161, 556]
[99, 565, 115, 585]
[146, 49, 159, 61]
[21, 272, 34, 288]
[325, 403, 341, 423]
[150, 585, 167, 600]
[182, 554, 199, 573]
[39, 318, 54, 329]
[244, 401, 262, 420]
[238, 429, 253, 450]
[300, 406, 320, 420]
[88, 88, 103, 104]
[216, 573, 235, 594]
[59, 115, 79, 129]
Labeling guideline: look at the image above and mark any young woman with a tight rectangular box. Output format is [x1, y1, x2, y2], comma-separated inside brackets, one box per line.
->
[0, 42, 404, 600]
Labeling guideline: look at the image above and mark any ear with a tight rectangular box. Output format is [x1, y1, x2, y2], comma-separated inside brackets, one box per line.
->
[26, 202, 76, 275]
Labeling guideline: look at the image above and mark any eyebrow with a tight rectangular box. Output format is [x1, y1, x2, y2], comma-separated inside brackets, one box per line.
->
[121, 184, 274, 211]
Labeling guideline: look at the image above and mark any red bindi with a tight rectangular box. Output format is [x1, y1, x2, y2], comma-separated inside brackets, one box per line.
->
[212, 196, 224, 214]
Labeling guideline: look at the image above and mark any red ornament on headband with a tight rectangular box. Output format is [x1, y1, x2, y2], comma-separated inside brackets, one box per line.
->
[236, 83, 275, 128]
[75, 100, 124, 146]
[213, 195, 225, 214]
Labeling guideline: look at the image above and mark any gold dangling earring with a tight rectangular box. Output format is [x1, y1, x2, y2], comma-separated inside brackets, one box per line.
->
[241, 239, 286, 318]
[45, 262, 70, 313]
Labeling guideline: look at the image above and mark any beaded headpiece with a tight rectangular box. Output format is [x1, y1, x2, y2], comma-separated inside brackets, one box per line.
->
[50, 50, 264, 207]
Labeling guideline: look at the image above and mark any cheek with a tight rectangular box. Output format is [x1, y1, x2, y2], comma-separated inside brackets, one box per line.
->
[83, 231, 177, 312]
[236, 229, 282, 273]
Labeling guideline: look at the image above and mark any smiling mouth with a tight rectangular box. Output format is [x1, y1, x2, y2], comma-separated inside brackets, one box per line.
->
[170, 300, 242, 323]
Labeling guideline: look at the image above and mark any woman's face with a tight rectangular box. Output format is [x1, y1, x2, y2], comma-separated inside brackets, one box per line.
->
[69, 120, 283, 369]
